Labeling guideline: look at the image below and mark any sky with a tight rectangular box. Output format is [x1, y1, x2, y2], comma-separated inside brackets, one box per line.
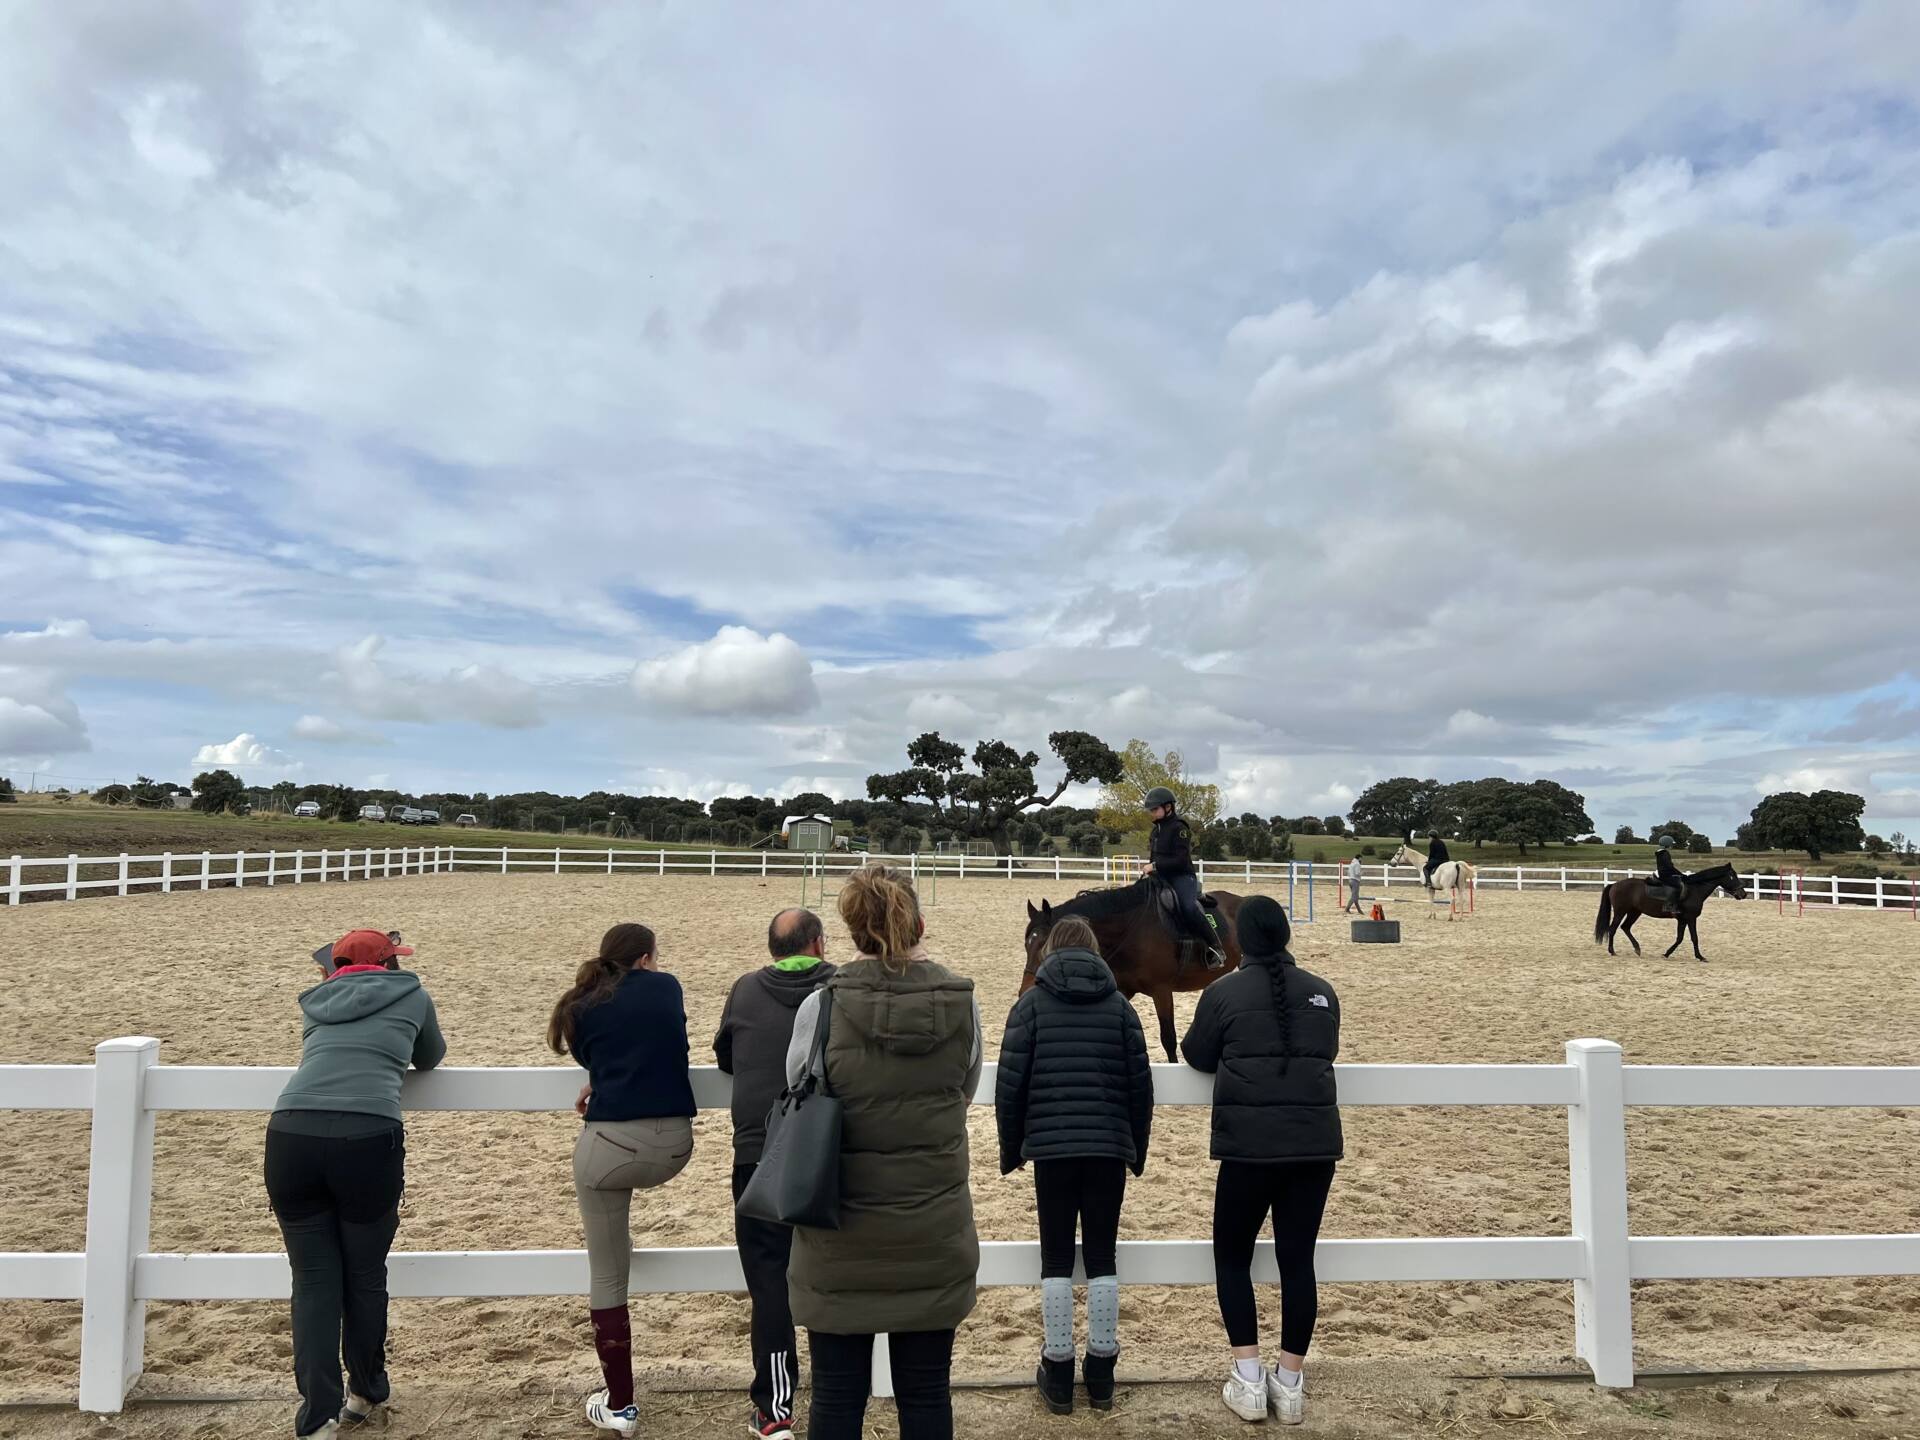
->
[2, 0, 1918, 844]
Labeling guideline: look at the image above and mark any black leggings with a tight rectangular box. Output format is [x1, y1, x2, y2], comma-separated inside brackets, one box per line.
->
[807, 1328, 954, 1440]
[264, 1114, 406, 1437]
[1212, 1160, 1335, 1354]
[1033, 1157, 1126, 1278]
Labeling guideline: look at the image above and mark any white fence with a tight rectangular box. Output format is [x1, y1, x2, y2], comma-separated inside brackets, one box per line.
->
[6, 844, 1918, 913]
[3, 1040, 1919, 1411]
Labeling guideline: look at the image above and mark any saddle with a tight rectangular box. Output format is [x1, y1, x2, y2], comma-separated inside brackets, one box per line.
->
[1145, 878, 1227, 969]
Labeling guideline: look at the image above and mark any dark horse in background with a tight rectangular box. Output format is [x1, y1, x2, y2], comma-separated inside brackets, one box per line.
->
[1594, 863, 1748, 962]
[1021, 880, 1247, 1061]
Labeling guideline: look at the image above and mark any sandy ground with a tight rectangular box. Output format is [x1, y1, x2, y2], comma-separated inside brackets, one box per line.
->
[3, 871, 1919, 1421]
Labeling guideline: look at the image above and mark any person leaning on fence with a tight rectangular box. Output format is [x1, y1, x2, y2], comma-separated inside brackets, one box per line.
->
[1180, 896, 1341, 1427]
[266, 927, 445, 1439]
[547, 923, 697, 1438]
[714, 908, 838, 1440]
[784, 864, 983, 1440]
[995, 914, 1153, 1416]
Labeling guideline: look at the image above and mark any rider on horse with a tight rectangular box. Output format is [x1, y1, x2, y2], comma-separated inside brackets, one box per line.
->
[1146, 786, 1224, 968]
[1651, 835, 1689, 911]
[1421, 831, 1451, 887]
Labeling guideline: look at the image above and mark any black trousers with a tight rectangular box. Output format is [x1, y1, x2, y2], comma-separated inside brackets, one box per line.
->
[731, 1163, 800, 1422]
[1033, 1157, 1127, 1278]
[1212, 1160, 1336, 1355]
[1167, 871, 1212, 944]
[264, 1115, 406, 1437]
[806, 1328, 955, 1440]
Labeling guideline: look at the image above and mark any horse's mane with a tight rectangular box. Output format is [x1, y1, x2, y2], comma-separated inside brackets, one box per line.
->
[1688, 863, 1738, 883]
[1052, 879, 1150, 922]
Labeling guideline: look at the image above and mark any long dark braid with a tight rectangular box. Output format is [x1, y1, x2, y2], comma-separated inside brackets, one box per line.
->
[1268, 949, 1292, 1074]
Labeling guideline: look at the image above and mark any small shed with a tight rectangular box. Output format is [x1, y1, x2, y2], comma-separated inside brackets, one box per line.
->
[782, 814, 836, 852]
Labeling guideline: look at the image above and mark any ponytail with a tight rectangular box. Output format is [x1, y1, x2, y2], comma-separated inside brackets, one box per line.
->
[546, 922, 655, 1055]
[837, 864, 923, 973]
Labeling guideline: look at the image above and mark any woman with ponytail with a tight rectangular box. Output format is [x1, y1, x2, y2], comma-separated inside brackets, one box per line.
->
[548, 923, 696, 1436]
[784, 865, 982, 1440]
[1180, 896, 1341, 1427]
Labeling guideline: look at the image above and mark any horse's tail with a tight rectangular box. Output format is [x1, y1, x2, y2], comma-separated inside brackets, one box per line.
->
[1594, 885, 1612, 944]
[1458, 861, 1477, 887]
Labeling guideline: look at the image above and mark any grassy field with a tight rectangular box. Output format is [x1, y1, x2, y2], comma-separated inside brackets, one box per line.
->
[2, 793, 1908, 881]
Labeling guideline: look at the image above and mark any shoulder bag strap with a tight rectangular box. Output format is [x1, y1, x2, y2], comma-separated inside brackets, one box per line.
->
[808, 986, 835, 1098]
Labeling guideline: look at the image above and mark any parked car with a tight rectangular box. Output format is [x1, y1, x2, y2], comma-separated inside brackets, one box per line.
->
[359, 804, 387, 822]
[454, 813, 479, 827]
[395, 807, 425, 825]
[418, 809, 441, 824]
[293, 801, 322, 818]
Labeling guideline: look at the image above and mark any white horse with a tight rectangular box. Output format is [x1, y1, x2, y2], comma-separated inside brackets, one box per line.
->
[1388, 843, 1478, 909]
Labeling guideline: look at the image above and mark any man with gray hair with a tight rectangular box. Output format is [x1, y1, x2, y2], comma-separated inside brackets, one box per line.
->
[714, 908, 835, 1440]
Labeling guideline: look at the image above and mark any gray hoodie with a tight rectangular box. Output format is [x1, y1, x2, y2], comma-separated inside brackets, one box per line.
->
[273, 969, 446, 1123]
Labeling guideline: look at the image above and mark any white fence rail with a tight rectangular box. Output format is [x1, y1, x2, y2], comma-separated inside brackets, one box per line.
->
[4, 1040, 1919, 1412]
[5, 845, 1918, 913]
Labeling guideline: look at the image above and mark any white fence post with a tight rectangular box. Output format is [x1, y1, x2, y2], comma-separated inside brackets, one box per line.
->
[710, 849, 717, 877]
[160, 853, 173, 894]
[66, 854, 79, 900]
[657, 849, 665, 876]
[118, 854, 130, 898]
[294, 850, 304, 885]
[199, 851, 211, 891]
[1565, 1038, 1633, 1387]
[235, 851, 246, 889]
[79, 1036, 160, 1413]
[1831, 874, 1840, 908]
[1561, 867, 1568, 892]
[607, 848, 614, 875]
[501, 847, 510, 876]
[554, 847, 562, 875]
[318, 849, 328, 883]
[5, 854, 18, 906]
[871, 1332, 895, 1399]
[1875, 877, 1884, 909]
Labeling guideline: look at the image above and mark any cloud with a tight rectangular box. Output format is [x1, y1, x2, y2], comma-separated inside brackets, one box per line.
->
[330, 636, 542, 729]
[191, 731, 299, 773]
[0, 666, 90, 757]
[291, 714, 385, 745]
[634, 627, 819, 717]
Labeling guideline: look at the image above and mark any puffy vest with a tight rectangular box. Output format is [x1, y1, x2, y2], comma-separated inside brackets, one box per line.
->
[787, 956, 980, 1335]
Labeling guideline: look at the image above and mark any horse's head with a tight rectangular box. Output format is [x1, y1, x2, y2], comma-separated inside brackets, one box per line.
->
[1718, 867, 1749, 900]
[1019, 899, 1054, 995]
[1388, 843, 1418, 868]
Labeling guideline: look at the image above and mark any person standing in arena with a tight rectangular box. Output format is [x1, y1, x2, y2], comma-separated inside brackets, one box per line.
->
[266, 927, 445, 1439]
[1146, 786, 1224, 966]
[996, 915, 1154, 1414]
[1181, 896, 1342, 1426]
[785, 865, 982, 1440]
[547, 923, 697, 1438]
[714, 908, 837, 1440]
[1342, 855, 1364, 915]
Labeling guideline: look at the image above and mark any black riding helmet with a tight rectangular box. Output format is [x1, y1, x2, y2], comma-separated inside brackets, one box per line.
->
[1144, 786, 1177, 811]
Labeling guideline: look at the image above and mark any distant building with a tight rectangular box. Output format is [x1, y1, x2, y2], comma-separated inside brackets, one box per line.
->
[781, 814, 836, 852]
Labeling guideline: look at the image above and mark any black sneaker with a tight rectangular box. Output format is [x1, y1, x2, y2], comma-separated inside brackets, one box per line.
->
[1036, 1354, 1074, 1415]
[1083, 1350, 1118, 1410]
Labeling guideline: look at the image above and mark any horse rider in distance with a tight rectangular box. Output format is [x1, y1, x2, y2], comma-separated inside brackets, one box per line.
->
[1146, 787, 1226, 968]
[1419, 831, 1451, 888]
[1650, 834, 1689, 911]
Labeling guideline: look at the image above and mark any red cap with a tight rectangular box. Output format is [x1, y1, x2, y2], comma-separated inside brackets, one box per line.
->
[329, 929, 415, 969]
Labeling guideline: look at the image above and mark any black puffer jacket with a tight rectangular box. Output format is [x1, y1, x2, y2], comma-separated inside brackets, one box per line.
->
[1149, 814, 1195, 878]
[996, 948, 1154, 1175]
[1180, 950, 1341, 1163]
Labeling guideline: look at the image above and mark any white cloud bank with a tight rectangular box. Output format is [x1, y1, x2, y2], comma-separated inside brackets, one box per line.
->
[634, 628, 819, 717]
[192, 732, 299, 773]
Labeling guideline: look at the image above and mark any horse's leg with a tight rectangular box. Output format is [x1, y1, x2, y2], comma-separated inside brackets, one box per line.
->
[1690, 915, 1706, 962]
[1619, 912, 1642, 955]
[1150, 987, 1177, 1063]
[1663, 917, 1685, 958]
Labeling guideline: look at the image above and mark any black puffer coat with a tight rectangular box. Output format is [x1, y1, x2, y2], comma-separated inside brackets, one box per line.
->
[1149, 813, 1196, 878]
[995, 948, 1154, 1175]
[1180, 950, 1341, 1163]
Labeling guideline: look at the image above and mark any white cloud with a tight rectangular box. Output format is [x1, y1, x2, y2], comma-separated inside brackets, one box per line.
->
[291, 714, 385, 745]
[330, 636, 542, 730]
[191, 732, 300, 774]
[634, 627, 818, 718]
[0, 666, 89, 758]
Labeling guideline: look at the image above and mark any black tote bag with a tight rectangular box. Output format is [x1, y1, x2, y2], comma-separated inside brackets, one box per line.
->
[736, 989, 843, 1229]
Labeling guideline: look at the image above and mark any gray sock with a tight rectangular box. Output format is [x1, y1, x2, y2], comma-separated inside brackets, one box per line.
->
[1041, 1277, 1074, 1361]
[1086, 1275, 1120, 1357]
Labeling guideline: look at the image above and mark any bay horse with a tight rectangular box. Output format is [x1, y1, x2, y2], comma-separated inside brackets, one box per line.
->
[1594, 863, 1747, 961]
[1387, 843, 1478, 911]
[1020, 880, 1246, 1061]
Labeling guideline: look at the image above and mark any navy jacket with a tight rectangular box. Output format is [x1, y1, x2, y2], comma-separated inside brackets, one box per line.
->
[572, 968, 696, 1123]
[996, 948, 1153, 1174]
[1149, 814, 1196, 878]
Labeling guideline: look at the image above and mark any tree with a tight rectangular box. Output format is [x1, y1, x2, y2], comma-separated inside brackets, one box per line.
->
[129, 775, 175, 808]
[1069, 825, 1105, 858]
[1454, 778, 1591, 855]
[1322, 815, 1348, 836]
[1241, 824, 1274, 861]
[1747, 790, 1866, 862]
[94, 783, 132, 805]
[1194, 825, 1227, 862]
[785, 791, 835, 819]
[1614, 826, 1639, 845]
[1652, 819, 1696, 847]
[1014, 820, 1045, 854]
[1349, 777, 1450, 839]
[1293, 815, 1325, 836]
[1686, 834, 1713, 855]
[1865, 834, 1889, 856]
[0, 776, 14, 803]
[1890, 831, 1910, 857]
[868, 730, 1123, 852]
[1095, 740, 1221, 840]
[191, 769, 248, 815]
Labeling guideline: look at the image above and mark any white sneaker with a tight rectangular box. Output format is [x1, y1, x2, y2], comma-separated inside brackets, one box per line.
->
[586, 1388, 639, 1436]
[1222, 1368, 1269, 1422]
[308, 1425, 340, 1439]
[342, 1393, 379, 1427]
[1266, 1365, 1305, 1425]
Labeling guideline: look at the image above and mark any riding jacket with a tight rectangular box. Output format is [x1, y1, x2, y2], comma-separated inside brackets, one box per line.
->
[1150, 813, 1196, 878]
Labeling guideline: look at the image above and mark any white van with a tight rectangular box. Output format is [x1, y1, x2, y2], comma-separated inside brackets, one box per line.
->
[293, 801, 322, 818]
[359, 804, 387, 822]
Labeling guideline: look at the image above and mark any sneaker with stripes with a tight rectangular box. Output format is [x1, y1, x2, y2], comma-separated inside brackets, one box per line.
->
[749, 1408, 794, 1440]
